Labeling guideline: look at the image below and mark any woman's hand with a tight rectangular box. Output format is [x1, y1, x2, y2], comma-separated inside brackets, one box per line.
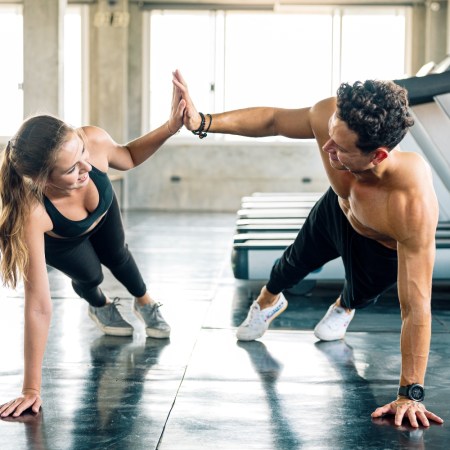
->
[0, 390, 42, 418]
[167, 71, 187, 135]
[172, 70, 202, 131]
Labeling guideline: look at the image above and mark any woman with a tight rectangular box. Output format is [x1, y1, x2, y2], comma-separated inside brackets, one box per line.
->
[0, 87, 185, 418]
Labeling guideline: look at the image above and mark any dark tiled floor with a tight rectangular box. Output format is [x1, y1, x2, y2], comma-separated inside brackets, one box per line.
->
[1, 211, 449, 450]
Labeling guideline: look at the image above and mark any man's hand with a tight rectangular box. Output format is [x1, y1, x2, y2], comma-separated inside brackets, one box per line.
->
[0, 391, 42, 418]
[371, 397, 444, 428]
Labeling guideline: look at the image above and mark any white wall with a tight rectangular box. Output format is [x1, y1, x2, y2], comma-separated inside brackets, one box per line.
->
[127, 141, 328, 211]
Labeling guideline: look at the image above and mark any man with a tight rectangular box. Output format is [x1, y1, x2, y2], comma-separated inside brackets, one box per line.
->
[173, 70, 444, 428]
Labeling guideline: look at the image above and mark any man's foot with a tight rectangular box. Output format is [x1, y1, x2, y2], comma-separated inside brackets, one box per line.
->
[88, 298, 134, 336]
[236, 293, 288, 341]
[133, 301, 171, 338]
[313, 303, 355, 341]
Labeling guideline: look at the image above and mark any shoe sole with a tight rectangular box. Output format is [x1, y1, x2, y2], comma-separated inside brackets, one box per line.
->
[133, 308, 171, 339]
[313, 330, 345, 341]
[88, 310, 134, 337]
[237, 297, 288, 341]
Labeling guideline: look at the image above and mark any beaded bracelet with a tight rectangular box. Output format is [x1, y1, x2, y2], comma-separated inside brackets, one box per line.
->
[192, 112, 212, 139]
[204, 114, 212, 134]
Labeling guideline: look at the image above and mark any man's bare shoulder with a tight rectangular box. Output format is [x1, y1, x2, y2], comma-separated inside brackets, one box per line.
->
[386, 152, 438, 243]
[309, 97, 336, 133]
[392, 150, 434, 189]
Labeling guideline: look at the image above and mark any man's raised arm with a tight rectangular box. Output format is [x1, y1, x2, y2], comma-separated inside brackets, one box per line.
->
[173, 69, 315, 139]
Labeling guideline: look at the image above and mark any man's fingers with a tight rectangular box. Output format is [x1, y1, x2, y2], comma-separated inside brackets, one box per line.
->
[371, 404, 393, 417]
[394, 406, 406, 426]
[424, 410, 444, 424]
[407, 408, 419, 428]
[416, 410, 430, 427]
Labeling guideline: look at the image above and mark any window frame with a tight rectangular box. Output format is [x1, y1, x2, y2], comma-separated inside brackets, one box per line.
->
[144, 5, 411, 143]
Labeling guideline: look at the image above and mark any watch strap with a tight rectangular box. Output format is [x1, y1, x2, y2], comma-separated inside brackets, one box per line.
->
[398, 385, 408, 397]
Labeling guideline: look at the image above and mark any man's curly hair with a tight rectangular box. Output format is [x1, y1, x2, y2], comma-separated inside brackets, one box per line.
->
[336, 80, 414, 153]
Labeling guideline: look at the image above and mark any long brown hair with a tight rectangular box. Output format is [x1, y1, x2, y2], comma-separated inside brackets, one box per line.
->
[0, 115, 74, 288]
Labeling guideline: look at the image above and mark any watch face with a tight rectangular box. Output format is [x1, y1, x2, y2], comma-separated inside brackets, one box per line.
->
[409, 384, 425, 401]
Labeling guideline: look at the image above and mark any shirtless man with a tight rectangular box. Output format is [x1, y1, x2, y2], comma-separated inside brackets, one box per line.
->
[173, 70, 444, 428]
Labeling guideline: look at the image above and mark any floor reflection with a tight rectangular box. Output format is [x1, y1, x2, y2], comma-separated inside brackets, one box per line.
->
[0, 409, 46, 450]
[236, 340, 302, 449]
[1, 211, 449, 450]
[372, 416, 426, 450]
[70, 336, 170, 449]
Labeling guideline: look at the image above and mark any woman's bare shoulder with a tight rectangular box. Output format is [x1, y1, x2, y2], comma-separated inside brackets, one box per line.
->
[26, 201, 53, 234]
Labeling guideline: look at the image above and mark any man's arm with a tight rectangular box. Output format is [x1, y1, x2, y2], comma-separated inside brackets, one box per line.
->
[372, 186, 444, 427]
[397, 236, 434, 387]
[173, 69, 315, 139]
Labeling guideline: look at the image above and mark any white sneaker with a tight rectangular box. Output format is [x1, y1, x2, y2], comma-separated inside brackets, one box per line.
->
[313, 303, 355, 341]
[236, 293, 288, 341]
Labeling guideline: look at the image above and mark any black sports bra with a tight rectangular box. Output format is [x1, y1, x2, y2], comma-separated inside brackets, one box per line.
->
[44, 165, 114, 238]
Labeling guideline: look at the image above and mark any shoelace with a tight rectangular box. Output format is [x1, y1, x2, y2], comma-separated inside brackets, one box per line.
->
[107, 297, 124, 321]
[140, 301, 163, 312]
[245, 303, 264, 327]
[112, 297, 123, 306]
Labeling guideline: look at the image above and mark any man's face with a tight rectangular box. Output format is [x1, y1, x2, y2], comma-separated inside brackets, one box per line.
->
[322, 113, 375, 173]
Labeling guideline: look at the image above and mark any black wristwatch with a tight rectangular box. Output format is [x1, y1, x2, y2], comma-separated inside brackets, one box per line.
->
[398, 384, 425, 402]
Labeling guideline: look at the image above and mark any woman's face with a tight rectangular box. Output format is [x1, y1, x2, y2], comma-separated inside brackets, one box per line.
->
[47, 132, 92, 192]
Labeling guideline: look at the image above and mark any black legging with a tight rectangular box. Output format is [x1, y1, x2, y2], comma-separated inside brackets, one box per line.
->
[44, 194, 147, 307]
[266, 187, 398, 309]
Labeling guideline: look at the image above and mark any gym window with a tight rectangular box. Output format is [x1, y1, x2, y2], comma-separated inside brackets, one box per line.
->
[146, 7, 408, 141]
[64, 4, 88, 128]
[0, 5, 23, 138]
[0, 4, 85, 138]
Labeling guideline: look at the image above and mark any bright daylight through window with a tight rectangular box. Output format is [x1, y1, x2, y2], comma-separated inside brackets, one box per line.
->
[148, 7, 407, 140]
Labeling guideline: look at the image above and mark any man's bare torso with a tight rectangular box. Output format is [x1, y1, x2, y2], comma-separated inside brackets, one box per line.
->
[324, 150, 433, 251]
[338, 192, 398, 250]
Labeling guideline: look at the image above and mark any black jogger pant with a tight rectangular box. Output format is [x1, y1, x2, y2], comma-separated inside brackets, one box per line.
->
[266, 187, 398, 309]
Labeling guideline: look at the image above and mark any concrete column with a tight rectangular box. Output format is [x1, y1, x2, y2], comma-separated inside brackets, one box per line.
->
[23, 0, 65, 117]
[448, 0, 450, 53]
[127, 2, 144, 142]
[425, 1, 448, 64]
[88, 0, 129, 143]
[410, 4, 426, 74]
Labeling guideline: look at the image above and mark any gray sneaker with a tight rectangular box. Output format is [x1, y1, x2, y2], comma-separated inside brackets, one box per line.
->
[88, 298, 134, 336]
[133, 301, 171, 338]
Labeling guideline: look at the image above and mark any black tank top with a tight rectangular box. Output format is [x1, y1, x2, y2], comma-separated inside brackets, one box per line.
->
[44, 165, 114, 238]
